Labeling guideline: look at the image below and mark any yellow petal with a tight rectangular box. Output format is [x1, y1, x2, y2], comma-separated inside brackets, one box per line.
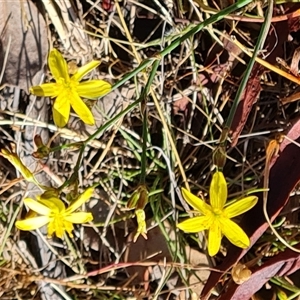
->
[69, 93, 94, 125]
[63, 221, 75, 237]
[53, 94, 70, 127]
[48, 218, 65, 239]
[210, 171, 227, 210]
[135, 209, 146, 232]
[220, 217, 250, 248]
[47, 219, 56, 237]
[16, 216, 50, 231]
[224, 196, 258, 219]
[30, 83, 58, 97]
[48, 49, 69, 81]
[67, 187, 94, 213]
[77, 80, 111, 99]
[177, 216, 213, 233]
[65, 212, 93, 223]
[133, 209, 147, 242]
[208, 221, 222, 256]
[181, 188, 213, 215]
[38, 197, 65, 214]
[71, 61, 101, 82]
[23, 198, 51, 216]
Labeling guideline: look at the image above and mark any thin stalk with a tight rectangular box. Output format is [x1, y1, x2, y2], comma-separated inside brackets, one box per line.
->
[63, 0, 253, 190]
[140, 103, 148, 185]
[111, 0, 253, 93]
[140, 60, 160, 184]
[159, 0, 253, 57]
[85, 98, 142, 144]
[225, 0, 274, 131]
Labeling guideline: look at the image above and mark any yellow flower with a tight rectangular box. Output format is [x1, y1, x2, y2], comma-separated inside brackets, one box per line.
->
[16, 188, 94, 238]
[30, 49, 112, 127]
[177, 172, 258, 256]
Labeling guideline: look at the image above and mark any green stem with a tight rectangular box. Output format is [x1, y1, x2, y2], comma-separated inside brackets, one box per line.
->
[85, 97, 142, 145]
[140, 109, 147, 184]
[62, 0, 253, 189]
[225, 0, 274, 131]
[110, 0, 253, 95]
[140, 60, 160, 184]
[59, 146, 85, 191]
[160, 0, 253, 57]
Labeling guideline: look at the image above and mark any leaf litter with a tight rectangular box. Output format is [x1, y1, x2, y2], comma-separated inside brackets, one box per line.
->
[2, 1, 300, 300]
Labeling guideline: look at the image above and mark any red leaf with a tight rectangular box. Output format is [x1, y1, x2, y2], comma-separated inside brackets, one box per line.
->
[230, 23, 288, 146]
[230, 64, 263, 147]
[218, 245, 300, 299]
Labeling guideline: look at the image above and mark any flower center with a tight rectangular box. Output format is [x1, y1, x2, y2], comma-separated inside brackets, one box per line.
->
[212, 208, 223, 216]
[55, 77, 79, 96]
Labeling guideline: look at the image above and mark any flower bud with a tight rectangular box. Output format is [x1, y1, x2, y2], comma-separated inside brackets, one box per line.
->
[33, 135, 49, 159]
[231, 263, 251, 285]
[0, 149, 36, 183]
[127, 185, 148, 210]
[213, 145, 226, 170]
